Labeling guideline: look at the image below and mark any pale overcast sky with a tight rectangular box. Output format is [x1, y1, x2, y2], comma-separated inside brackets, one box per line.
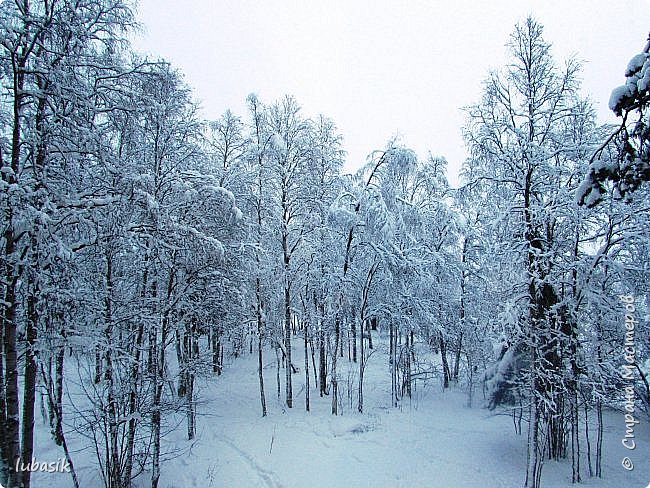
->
[131, 0, 650, 186]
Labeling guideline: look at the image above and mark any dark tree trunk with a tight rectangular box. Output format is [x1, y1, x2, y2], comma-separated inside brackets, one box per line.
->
[41, 357, 79, 488]
[453, 331, 463, 382]
[584, 403, 593, 478]
[21, 282, 38, 488]
[358, 320, 365, 413]
[304, 323, 310, 411]
[151, 351, 164, 488]
[0, 302, 7, 485]
[186, 372, 195, 440]
[103, 250, 121, 488]
[123, 265, 154, 487]
[2, 238, 21, 487]
[176, 329, 186, 397]
[152, 268, 175, 488]
[310, 338, 318, 387]
[211, 325, 220, 374]
[257, 279, 267, 417]
[454, 238, 467, 383]
[94, 346, 102, 384]
[351, 319, 357, 363]
[53, 346, 65, 445]
[147, 325, 156, 375]
[389, 323, 394, 366]
[319, 329, 327, 397]
[185, 322, 197, 441]
[2, 23, 27, 486]
[331, 317, 340, 415]
[595, 400, 603, 478]
[275, 346, 281, 399]
[439, 335, 450, 389]
[284, 285, 292, 408]
[390, 322, 398, 407]
[258, 334, 267, 417]
[403, 331, 412, 398]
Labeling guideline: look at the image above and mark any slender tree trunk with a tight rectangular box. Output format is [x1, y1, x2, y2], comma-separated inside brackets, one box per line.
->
[40, 360, 80, 488]
[525, 392, 542, 488]
[351, 319, 357, 363]
[403, 331, 412, 398]
[284, 285, 292, 408]
[304, 323, 310, 412]
[455, 238, 467, 383]
[0, 304, 7, 485]
[466, 352, 475, 407]
[176, 329, 186, 397]
[187, 371, 195, 440]
[275, 346, 281, 399]
[123, 264, 154, 487]
[256, 279, 267, 417]
[595, 400, 602, 477]
[24, 85, 49, 488]
[94, 346, 102, 384]
[390, 322, 396, 407]
[59, 425, 80, 488]
[147, 325, 156, 375]
[2, 26, 27, 486]
[310, 338, 317, 387]
[3, 232, 21, 487]
[43, 314, 65, 447]
[21, 280, 38, 488]
[439, 335, 450, 388]
[525, 323, 544, 488]
[347, 330, 350, 361]
[453, 331, 463, 382]
[258, 334, 267, 417]
[568, 312, 581, 482]
[103, 250, 120, 488]
[331, 317, 340, 415]
[53, 346, 65, 446]
[389, 321, 394, 366]
[211, 325, 220, 374]
[216, 333, 222, 376]
[584, 402, 593, 478]
[570, 393, 580, 483]
[319, 328, 327, 397]
[151, 344, 163, 488]
[152, 268, 175, 488]
[185, 323, 196, 440]
[358, 319, 365, 413]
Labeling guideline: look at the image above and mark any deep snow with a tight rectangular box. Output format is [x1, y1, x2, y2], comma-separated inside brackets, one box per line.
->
[29, 333, 649, 488]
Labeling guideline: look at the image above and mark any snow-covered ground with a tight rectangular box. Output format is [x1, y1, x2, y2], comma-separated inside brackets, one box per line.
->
[31, 334, 649, 488]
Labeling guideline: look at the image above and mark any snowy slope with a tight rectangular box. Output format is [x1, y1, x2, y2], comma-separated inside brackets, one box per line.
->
[30, 334, 649, 488]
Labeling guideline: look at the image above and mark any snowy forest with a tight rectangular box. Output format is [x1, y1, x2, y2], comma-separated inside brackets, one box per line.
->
[0, 2, 649, 488]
